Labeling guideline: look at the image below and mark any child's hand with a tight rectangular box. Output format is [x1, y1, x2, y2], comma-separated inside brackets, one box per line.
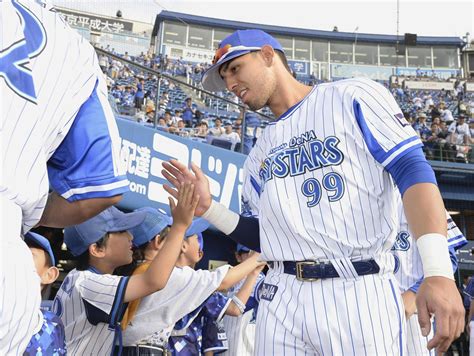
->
[169, 183, 200, 229]
[248, 251, 266, 271]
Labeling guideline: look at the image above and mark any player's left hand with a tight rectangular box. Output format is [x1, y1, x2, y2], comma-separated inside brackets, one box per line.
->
[416, 276, 465, 353]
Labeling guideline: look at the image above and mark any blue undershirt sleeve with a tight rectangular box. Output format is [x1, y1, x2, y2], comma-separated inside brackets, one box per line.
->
[386, 147, 437, 196]
[228, 216, 261, 252]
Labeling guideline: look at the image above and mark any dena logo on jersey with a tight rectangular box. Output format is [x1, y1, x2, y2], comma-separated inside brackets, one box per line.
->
[259, 130, 344, 182]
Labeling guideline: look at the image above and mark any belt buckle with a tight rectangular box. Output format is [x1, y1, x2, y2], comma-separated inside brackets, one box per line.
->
[296, 261, 319, 282]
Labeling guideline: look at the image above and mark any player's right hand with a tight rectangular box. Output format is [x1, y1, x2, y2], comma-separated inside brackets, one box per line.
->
[168, 183, 200, 229]
[162, 160, 212, 216]
[416, 276, 465, 353]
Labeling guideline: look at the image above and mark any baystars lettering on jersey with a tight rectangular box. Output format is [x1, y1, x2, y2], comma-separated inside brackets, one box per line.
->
[243, 78, 419, 266]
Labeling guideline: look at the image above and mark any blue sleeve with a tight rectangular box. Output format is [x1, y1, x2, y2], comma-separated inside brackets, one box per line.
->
[228, 216, 261, 252]
[203, 293, 232, 322]
[386, 147, 437, 196]
[47, 81, 129, 202]
[448, 246, 458, 273]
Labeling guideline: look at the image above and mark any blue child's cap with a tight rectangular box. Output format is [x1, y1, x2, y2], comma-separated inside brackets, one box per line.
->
[64, 206, 147, 256]
[24, 232, 56, 266]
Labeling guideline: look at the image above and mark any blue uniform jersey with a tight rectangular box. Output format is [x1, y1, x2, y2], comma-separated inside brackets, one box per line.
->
[169, 292, 231, 355]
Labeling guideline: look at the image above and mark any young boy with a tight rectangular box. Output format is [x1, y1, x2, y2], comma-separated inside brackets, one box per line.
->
[168, 235, 263, 356]
[120, 207, 265, 354]
[24, 231, 60, 306]
[24, 232, 66, 355]
[53, 183, 199, 355]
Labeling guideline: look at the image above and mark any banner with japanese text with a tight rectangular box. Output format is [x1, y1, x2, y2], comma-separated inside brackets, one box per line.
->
[116, 118, 247, 214]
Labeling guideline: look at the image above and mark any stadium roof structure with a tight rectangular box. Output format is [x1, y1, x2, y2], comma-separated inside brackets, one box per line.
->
[153, 11, 464, 47]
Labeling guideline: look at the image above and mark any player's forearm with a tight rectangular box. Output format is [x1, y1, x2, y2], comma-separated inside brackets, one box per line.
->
[402, 183, 447, 239]
[37, 192, 122, 228]
[403, 183, 453, 280]
[218, 255, 261, 291]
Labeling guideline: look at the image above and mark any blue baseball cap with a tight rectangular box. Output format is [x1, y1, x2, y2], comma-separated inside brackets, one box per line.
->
[202, 29, 284, 92]
[236, 243, 251, 253]
[130, 207, 210, 249]
[24, 232, 56, 266]
[64, 206, 147, 256]
[130, 207, 172, 248]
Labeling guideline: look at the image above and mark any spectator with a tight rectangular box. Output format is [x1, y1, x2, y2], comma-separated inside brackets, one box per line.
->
[424, 123, 442, 160]
[221, 122, 241, 150]
[197, 120, 209, 138]
[163, 110, 174, 126]
[182, 97, 197, 127]
[243, 112, 261, 154]
[157, 117, 169, 131]
[209, 117, 225, 136]
[174, 109, 183, 125]
[439, 102, 454, 122]
[412, 112, 431, 140]
[448, 114, 472, 162]
[159, 90, 170, 112]
[134, 78, 145, 112]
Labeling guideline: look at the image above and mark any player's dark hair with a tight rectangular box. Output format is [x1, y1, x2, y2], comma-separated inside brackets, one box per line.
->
[75, 233, 110, 271]
[275, 51, 291, 73]
[25, 240, 54, 268]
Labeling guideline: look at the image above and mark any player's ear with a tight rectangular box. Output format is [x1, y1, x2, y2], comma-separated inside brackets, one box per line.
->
[260, 45, 275, 66]
[41, 266, 60, 285]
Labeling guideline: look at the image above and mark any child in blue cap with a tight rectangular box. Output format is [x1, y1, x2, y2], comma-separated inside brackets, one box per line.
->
[120, 207, 265, 355]
[23, 232, 66, 356]
[54, 183, 199, 355]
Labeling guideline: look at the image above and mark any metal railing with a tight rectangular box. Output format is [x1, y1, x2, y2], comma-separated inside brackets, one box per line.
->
[94, 47, 274, 154]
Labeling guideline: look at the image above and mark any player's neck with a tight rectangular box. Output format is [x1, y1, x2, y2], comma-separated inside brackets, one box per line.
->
[268, 77, 313, 118]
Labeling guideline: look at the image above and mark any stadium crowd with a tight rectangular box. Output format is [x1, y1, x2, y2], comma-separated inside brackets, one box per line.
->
[98, 51, 474, 162]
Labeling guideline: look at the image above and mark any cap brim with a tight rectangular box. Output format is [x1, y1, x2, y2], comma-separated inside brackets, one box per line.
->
[201, 49, 252, 92]
[111, 210, 148, 232]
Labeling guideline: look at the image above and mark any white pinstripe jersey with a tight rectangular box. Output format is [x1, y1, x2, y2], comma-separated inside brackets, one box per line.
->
[52, 268, 129, 355]
[242, 78, 422, 263]
[123, 265, 230, 346]
[1, 0, 127, 233]
[392, 192, 466, 292]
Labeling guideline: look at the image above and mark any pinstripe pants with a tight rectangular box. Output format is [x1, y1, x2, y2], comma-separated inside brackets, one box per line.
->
[255, 264, 406, 356]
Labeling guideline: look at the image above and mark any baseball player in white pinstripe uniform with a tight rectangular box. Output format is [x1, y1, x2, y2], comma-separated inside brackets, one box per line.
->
[392, 191, 467, 355]
[1, 1, 129, 353]
[162, 29, 465, 355]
